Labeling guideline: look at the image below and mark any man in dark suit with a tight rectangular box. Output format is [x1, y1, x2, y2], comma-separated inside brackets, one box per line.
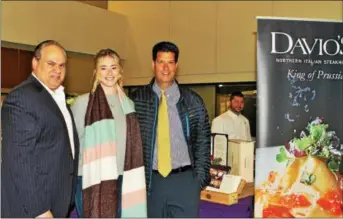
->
[1, 40, 79, 218]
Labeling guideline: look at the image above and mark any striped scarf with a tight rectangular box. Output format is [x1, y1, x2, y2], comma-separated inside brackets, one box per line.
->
[81, 84, 147, 217]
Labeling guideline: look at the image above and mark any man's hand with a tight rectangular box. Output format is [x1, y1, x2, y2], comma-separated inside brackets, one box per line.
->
[36, 210, 53, 218]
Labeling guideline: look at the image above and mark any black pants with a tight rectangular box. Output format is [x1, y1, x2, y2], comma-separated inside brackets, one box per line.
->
[147, 169, 202, 218]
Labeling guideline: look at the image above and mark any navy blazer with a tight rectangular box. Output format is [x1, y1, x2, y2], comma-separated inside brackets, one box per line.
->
[1, 75, 79, 218]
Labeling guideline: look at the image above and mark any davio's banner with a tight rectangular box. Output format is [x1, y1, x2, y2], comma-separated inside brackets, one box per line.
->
[254, 17, 343, 218]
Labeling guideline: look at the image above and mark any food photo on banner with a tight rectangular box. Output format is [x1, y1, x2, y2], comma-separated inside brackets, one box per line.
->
[254, 17, 343, 218]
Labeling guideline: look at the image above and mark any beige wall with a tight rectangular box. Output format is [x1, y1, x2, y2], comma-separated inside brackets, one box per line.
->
[64, 53, 94, 94]
[2, 1, 129, 93]
[1, 41, 95, 94]
[77, 0, 108, 10]
[2, 1, 341, 92]
[108, 1, 343, 86]
[2, 1, 127, 57]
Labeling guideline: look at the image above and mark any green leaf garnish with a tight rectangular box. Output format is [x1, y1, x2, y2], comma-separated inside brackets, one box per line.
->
[295, 137, 314, 151]
[300, 172, 316, 185]
[276, 154, 287, 162]
[276, 146, 291, 163]
[327, 159, 339, 172]
[310, 124, 328, 142]
[283, 117, 342, 173]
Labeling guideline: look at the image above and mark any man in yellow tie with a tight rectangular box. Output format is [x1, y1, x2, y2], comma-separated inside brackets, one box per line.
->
[130, 41, 211, 217]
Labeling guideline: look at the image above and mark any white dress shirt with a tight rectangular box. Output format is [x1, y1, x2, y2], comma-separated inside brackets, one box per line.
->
[32, 73, 75, 159]
[211, 109, 252, 141]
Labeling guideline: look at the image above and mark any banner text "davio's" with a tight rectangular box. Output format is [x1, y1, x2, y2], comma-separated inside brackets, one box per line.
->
[270, 32, 343, 56]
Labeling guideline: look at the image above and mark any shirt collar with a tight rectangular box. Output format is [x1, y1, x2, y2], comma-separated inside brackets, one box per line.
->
[152, 80, 179, 97]
[32, 72, 65, 95]
[227, 109, 240, 118]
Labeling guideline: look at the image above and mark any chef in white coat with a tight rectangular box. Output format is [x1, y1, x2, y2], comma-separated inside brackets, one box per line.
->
[212, 91, 252, 141]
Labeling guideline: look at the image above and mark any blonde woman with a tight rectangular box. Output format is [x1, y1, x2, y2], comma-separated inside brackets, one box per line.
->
[71, 49, 147, 218]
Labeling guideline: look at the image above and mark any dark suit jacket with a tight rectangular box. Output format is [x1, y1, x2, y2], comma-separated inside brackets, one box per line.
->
[1, 75, 80, 218]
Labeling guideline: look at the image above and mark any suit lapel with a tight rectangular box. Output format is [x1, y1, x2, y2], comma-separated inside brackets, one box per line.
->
[29, 75, 65, 120]
[67, 105, 80, 160]
[29, 75, 74, 159]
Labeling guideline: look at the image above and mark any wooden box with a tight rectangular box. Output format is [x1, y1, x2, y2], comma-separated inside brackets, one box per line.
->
[229, 140, 255, 182]
[201, 177, 246, 206]
[201, 190, 238, 205]
[238, 182, 254, 199]
[214, 139, 255, 182]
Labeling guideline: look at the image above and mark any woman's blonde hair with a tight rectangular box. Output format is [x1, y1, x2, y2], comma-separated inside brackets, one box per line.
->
[91, 48, 124, 93]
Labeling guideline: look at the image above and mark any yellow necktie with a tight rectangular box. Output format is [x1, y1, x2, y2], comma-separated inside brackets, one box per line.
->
[157, 90, 172, 177]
